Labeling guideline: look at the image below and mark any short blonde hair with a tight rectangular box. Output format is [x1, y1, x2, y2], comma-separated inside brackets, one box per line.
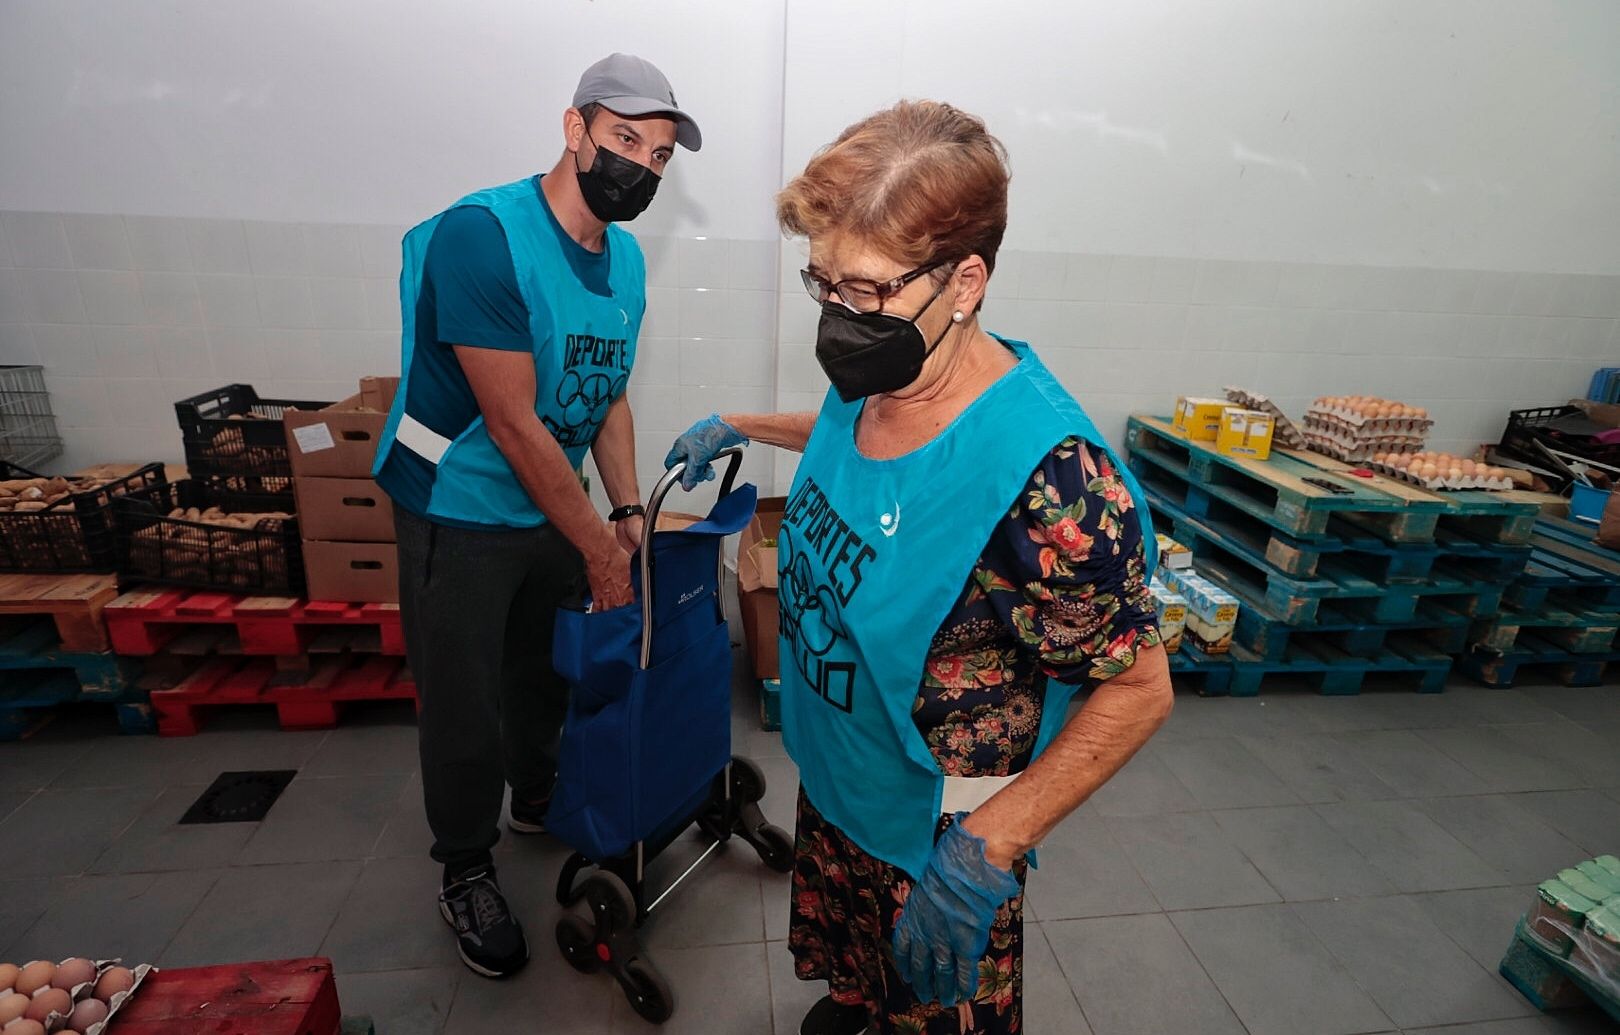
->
[776, 100, 1010, 278]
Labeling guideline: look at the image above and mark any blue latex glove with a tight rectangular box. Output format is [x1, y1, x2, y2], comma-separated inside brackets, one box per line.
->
[892, 815, 1021, 1007]
[665, 414, 748, 490]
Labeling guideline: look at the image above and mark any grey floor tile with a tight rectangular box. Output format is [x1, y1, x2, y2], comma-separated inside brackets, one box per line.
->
[0, 877, 50, 959]
[1417, 795, 1589, 883]
[1311, 689, 1465, 733]
[1312, 800, 1503, 892]
[1025, 923, 1094, 1035]
[0, 736, 93, 791]
[1026, 807, 1161, 920]
[1155, 691, 1328, 740]
[165, 726, 330, 785]
[1405, 1021, 1562, 1035]
[1107, 811, 1280, 911]
[1170, 904, 1391, 1035]
[1410, 885, 1538, 972]
[89, 783, 258, 875]
[1415, 726, 1586, 794]
[160, 860, 362, 967]
[300, 717, 420, 777]
[639, 836, 766, 950]
[1519, 684, 1620, 726]
[1491, 719, 1620, 788]
[1439, 688, 1570, 727]
[1537, 1007, 1620, 1033]
[372, 770, 434, 859]
[5, 870, 220, 964]
[1211, 805, 1395, 901]
[763, 862, 793, 943]
[45, 731, 203, 788]
[767, 938, 825, 1035]
[1155, 736, 1301, 809]
[235, 772, 408, 864]
[1046, 913, 1246, 1035]
[608, 940, 772, 1033]
[1086, 746, 1200, 817]
[1508, 789, 1620, 855]
[444, 931, 616, 1033]
[335, 968, 458, 1035]
[1293, 896, 1532, 1028]
[320, 855, 460, 973]
[0, 785, 158, 877]
[0, 789, 33, 824]
[751, 752, 799, 842]
[1238, 732, 1401, 803]
[1337, 729, 1488, 797]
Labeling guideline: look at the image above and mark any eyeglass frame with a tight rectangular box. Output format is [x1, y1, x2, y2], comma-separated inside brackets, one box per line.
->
[799, 259, 952, 314]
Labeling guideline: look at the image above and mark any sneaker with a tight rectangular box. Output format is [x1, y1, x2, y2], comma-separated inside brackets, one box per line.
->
[507, 795, 550, 835]
[801, 995, 869, 1035]
[438, 866, 529, 978]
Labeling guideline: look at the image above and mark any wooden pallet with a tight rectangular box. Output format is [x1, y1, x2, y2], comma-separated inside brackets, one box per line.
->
[1235, 597, 1473, 662]
[0, 616, 150, 738]
[0, 572, 117, 652]
[1207, 637, 1453, 697]
[150, 653, 417, 735]
[105, 586, 403, 657]
[1508, 522, 1620, 613]
[1458, 634, 1620, 689]
[109, 958, 343, 1035]
[1470, 607, 1620, 655]
[1150, 491, 1504, 625]
[1166, 642, 1236, 695]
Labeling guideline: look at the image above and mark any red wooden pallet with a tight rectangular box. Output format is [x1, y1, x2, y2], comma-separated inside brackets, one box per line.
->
[150, 653, 417, 735]
[109, 957, 341, 1035]
[105, 586, 403, 657]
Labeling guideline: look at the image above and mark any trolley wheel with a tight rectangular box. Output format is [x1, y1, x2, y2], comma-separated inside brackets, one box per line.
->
[622, 957, 675, 1023]
[581, 870, 639, 930]
[729, 755, 768, 804]
[752, 822, 794, 873]
[555, 912, 601, 974]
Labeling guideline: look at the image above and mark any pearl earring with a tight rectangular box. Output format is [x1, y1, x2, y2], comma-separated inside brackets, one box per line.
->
[951, 310, 964, 323]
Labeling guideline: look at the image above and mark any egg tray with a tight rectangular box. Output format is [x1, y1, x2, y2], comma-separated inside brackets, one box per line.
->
[1222, 386, 1306, 448]
[1306, 403, 1435, 434]
[1365, 460, 1517, 493]
[1303, 413, 1435, 442]
[1303, 433, 1420, 463]
[0, 959, 155, 1035]
[1303, 427, 1428, 455]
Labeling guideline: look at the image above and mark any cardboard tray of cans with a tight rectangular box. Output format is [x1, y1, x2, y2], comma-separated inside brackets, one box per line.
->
[0, 957, 154, 1035]
[1365, 452, 1519, 492]
[1223, 386, 1306, 449]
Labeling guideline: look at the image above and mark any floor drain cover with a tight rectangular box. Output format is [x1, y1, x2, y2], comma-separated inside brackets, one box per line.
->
[179, 770, 298, 824]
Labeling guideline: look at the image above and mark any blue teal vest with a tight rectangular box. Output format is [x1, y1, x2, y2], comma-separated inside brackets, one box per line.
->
[779, 338, 1157, 878]
[373, 178, 645, 528]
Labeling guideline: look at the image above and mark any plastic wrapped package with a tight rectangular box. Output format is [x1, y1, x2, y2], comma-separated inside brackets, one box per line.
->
[1527, 880, 1598, 956]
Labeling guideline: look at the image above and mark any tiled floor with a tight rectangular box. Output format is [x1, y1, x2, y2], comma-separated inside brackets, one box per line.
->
[2, 659, 1618, 1035]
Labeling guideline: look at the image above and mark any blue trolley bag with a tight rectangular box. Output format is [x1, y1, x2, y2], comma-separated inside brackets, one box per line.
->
[548, 463, 758, 862]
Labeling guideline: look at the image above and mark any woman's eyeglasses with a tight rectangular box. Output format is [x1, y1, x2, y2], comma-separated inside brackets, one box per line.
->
[800, 260, 947, 314]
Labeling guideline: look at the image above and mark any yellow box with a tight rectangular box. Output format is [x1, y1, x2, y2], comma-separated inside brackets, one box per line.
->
[1216, 408, 1275, 460]
[1173, 397, 1228, 442]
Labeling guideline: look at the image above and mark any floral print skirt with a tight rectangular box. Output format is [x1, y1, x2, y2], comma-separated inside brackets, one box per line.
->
[788, 789, 1029, 1035]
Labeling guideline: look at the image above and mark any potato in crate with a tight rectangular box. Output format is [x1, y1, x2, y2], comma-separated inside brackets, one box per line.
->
[174, 383, 334, 491]
[113, 479, 304, 594]
[0, 461, 166, 572]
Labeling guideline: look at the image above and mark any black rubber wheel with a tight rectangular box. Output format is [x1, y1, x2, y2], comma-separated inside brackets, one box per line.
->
[753, 822, 794, 873]
[555, 912, 602, 974]
[581, 870, 639, 930]
[623, 957, 675, 1024]
[729, 755, 768, 804]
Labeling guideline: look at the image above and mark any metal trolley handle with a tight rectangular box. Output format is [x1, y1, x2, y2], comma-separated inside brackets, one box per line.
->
[637, 446, 745, 669]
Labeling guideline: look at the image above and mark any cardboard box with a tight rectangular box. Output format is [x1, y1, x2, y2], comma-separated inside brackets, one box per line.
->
[1216, 408, 1276, 461]
[1150, 576, 1188, 654]
[1173, 397, 1227, 442]
[303, 539, 399, 603]
[294, 476, 396, 542]
[284, 376, 400, 479]
[1155, 533, 1193, 571]
[736, 496, 785, 680]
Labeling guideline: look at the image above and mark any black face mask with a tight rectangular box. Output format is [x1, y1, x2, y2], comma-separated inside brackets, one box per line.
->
[815, 280, 952, 402]
[575, 128, 660, 223]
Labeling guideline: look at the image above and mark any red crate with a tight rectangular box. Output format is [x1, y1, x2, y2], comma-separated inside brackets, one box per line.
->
[105, 586, 403, 656]
[109, 957, 341, 1035]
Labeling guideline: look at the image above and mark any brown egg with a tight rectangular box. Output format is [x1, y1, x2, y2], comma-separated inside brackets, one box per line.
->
[67, 998, 108, 1031]
[23, 987, 72, 1023]
[0, 993, 31, 1025]
[50, 959, 95, 993]
[93, 967, 134, 1000]
[5, 1019, 46, 1035]
[0, 965, 16, 992]
[13, 962, 54, 997]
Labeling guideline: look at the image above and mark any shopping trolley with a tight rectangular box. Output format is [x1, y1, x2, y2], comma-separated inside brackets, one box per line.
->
[546, 447, 793, 1023]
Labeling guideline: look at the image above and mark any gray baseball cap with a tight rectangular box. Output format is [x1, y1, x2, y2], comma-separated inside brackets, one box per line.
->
[572, 53, 702, 152]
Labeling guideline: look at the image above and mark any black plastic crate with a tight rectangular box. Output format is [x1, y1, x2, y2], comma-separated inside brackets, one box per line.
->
[175, 384, 334, 489]
[113, 479, 304, 594]
[0, 461, 167, 573]
[1500, 405, 1620, 472]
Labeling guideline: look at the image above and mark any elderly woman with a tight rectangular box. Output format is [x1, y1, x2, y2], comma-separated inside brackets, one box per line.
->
[667, 100, 1173, 1035]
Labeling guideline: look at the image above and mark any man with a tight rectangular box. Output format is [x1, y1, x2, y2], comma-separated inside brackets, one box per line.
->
[372, 53, 700, 979]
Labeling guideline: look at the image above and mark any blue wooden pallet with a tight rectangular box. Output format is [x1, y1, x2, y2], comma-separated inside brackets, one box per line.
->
[759, 678, 781, 732]
[1236, 596, 1474, 662]
[1206, 637, 1453, 697]
[1470, 606, 1620, 655]
[1149, 490, 1505, 625]
[1507, 522, 1620, 613]
[0, 618, 150, 738]
[1500, 919, 1620, 1023]
[1458, 632, 1620, 689]
[1167, 643, 1235, 696]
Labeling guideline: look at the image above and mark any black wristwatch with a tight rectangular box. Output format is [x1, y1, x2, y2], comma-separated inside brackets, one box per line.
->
[608, 503, 646, 523]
